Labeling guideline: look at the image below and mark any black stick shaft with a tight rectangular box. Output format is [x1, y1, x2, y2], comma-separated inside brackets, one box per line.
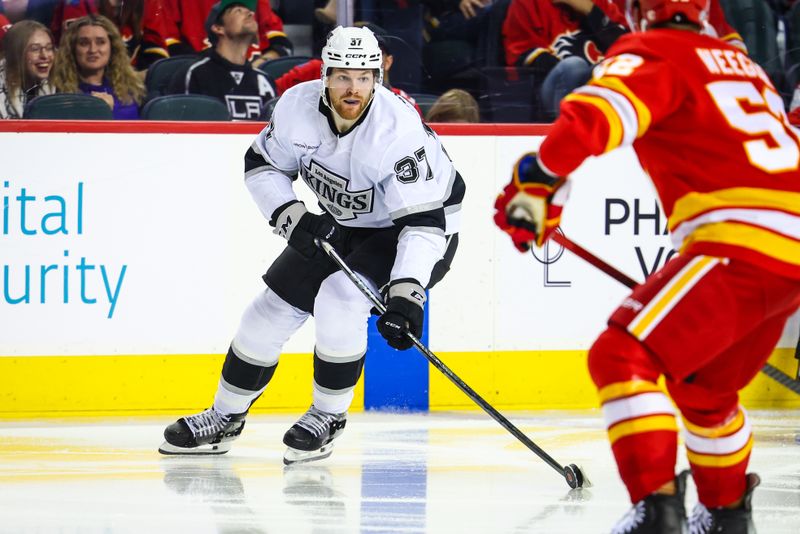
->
[553, 232, 800, 397]
[315, 238, 568, 477]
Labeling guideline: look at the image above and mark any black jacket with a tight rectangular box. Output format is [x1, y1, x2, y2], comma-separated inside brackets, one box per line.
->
[168, 48, 277, 120]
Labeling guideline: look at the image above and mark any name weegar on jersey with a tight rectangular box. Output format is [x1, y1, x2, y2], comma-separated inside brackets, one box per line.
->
[244, 80, 465, 287]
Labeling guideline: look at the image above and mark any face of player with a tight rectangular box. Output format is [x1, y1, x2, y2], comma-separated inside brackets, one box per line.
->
[75, 24, 111, 77]
[220, 4, 258, 42]
[327, 68, 376, 120]
[24, 30, 54, 85]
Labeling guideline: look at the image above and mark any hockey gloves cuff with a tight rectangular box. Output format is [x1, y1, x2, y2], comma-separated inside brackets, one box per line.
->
[270, 200, 337, 259]
[494, 152, 570, 252]
[377, 279, 426, 351]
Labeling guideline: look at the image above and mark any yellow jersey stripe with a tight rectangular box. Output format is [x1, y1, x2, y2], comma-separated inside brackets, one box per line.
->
[683, 410, 745, 438]
[598, 380, 662, 404]
[670, 188, 800, 229]
[629, 257, 717, 339]
[683, 222, 800, 267]
[523, 48, 552, 66]
[563, 93, 623, 152]
[591, 77, 652, 137]
[686, 436, 753, 468]
[608, 414, 678, 445]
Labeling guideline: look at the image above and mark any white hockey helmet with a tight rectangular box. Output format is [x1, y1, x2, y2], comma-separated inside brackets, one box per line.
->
[321, 25, 383, 89]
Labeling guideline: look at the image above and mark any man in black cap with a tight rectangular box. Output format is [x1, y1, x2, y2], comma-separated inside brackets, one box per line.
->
[167, 0, 277, 120]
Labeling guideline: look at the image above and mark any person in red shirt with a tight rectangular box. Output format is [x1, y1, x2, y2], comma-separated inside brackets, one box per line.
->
[502, 0, 628, 119]
[163, 0, 292, 63]
[0, 13, 11, 52]
[494, 0, 800, 532]
[50, 0, 173, 69]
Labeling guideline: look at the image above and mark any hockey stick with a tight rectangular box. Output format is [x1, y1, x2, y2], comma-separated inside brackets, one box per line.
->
[551, 233, 800, 396]
[315, 238, 588, 489]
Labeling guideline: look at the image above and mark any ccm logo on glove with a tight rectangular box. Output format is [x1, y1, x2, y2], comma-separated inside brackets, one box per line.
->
[377, 279, 426, 350]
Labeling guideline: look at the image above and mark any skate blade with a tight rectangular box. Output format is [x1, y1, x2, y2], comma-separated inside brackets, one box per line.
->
[283, 443, 334, 465]
[158, 440, 232, 456]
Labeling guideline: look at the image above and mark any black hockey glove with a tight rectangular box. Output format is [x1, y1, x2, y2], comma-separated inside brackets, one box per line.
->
[377, 279, 426, 351]
[270, 200, 337, 259]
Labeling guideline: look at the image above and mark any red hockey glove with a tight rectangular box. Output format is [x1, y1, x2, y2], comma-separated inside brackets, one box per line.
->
[493, 152, 569, 252]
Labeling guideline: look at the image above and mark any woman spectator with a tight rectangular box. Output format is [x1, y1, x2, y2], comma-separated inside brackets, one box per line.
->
[425, 88, 480, 123]
[51, 0, 173, 70]
[52, 15, 144, 119]
[0, 19, 55, 119]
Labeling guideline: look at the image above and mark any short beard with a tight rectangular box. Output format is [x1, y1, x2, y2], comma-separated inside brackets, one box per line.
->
[333, 98, 366, 120]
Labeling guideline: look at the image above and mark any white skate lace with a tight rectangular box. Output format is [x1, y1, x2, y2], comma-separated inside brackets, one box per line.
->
[295, 406, 342, 438]
[184, 408, 229, 438]
[610, 501, 646, 534]
[688, 503, 713, 534]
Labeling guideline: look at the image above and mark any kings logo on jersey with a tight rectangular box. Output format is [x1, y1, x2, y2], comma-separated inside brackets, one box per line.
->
[300, 161, 374, 221]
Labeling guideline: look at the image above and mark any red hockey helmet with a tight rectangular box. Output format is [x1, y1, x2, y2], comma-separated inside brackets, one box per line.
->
[627, 0, 709, 31]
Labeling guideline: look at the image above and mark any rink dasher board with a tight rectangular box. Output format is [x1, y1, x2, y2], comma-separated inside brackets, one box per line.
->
[0, 122, 797, 415]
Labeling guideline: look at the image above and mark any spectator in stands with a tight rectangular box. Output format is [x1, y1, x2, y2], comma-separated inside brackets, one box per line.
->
[0, 3, 12, 51]
[315, 0, 336, 24]
[610, 0, 745, 50]
[1, 0, 59, 28]
[502, 0, 627, 119]
[50, 0, 173, 70]
[425, 88, 479, 122]
[424, 0, 495, 43]
[0, 19, 55, 118]
[52, 14, 144, 119]
[167, 0, 277, 121]
[163, 0, 292, 64]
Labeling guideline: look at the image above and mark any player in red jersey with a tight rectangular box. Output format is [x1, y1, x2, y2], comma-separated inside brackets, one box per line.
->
[494, 0, 800, 532]
[163, 0, 292, 63]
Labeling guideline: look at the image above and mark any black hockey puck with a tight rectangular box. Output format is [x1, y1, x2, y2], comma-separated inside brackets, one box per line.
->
[563, 463, 584, 489]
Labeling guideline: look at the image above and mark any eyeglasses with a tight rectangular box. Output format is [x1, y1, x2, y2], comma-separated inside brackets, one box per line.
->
[27, 44, 55, 55]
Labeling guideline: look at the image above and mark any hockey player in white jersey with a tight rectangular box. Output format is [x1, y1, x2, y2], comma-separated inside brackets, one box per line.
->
[159, 25, 465, 464]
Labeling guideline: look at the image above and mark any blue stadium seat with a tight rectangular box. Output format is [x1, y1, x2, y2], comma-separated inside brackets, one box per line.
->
[140, 94, 231, 121]
[23, 93, 114, 120]
[257, 56, 314, 80]
[144, 55, 199, 102]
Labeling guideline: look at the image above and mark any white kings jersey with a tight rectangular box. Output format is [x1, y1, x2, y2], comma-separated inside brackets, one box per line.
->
[243, 80, 465, 287]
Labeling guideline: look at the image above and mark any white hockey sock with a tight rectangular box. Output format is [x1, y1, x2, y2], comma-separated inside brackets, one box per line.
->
[213, 380, 264, 416]
[312, 383, 354, 415]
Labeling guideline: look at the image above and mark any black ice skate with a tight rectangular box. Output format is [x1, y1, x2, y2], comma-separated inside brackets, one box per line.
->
[282, 405, 347, 465]
[610, 470, 689, 534]
[158, 408, 247, 455]
[687, 473, 760, 534]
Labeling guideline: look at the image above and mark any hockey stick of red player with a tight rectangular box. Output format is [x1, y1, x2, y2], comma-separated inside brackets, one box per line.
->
[315, 238, 589, 489]
[552, 232, 800, 396]
[551, 232, 639, 288]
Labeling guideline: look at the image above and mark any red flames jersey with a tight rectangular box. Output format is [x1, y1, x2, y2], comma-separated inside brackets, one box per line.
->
[502, 0, 627, 66]
[540, 29, 800, 279]
[51, 0, 172, 65]
[163, 0, 290, 58]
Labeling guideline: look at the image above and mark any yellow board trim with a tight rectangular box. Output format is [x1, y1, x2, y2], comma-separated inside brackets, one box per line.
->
[0, 353, 363, 419]
[563, 93, 623, 152]
[686, 436, 754, 467]
[428, 350, 597, 411]
[608, 414, 678, 445]
[1, 349, 797, 419]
